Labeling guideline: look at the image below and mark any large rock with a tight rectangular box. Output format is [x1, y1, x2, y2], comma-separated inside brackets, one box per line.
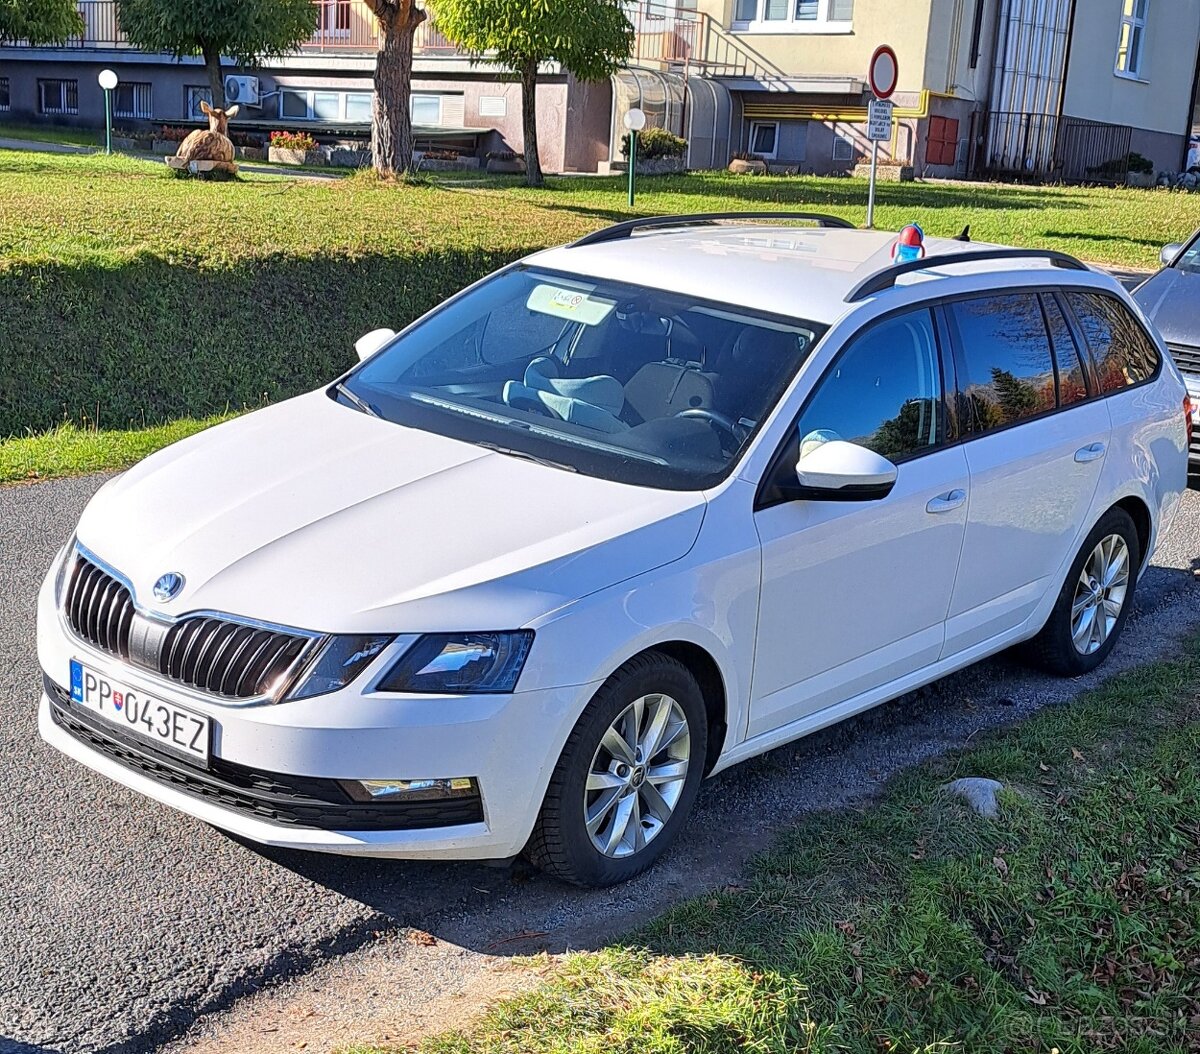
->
[942, 777, 1004, 818]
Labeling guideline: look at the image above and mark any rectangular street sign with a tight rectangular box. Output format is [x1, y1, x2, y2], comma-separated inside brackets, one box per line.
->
[868, 98, 894, 142]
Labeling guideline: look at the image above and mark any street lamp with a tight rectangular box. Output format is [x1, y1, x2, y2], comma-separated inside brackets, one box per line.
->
[98, 69, 118, 155]
[624, 107, 646, 208]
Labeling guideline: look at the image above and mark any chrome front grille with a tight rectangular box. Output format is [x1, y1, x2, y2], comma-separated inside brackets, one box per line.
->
[1168, 343, 1200, 376]
[63, 552, 316, 701]
[158, 617, 309, 699]
[65, 557, 135, 660]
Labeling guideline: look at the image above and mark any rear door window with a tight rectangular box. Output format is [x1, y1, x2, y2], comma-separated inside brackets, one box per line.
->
[949, 293, 1057, 434]
[1065, 291, 1160, 393]
[1042, 294, 1090, 406]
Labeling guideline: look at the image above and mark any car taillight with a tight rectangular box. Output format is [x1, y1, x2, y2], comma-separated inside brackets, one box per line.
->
[1186, 395, 1194, 449]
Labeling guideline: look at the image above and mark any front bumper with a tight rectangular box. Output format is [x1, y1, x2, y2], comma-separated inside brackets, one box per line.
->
[37, 558, 598, 860]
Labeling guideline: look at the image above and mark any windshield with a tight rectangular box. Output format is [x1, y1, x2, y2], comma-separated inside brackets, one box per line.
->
[1175, 234, 1200, 275]
[341, 266, 825, 489]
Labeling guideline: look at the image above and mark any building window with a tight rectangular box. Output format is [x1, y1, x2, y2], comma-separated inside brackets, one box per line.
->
[113, 82, 152, 119]
[479, 95, 507, 117]
[38, 79, 78, 115]
[733, 0, 852, 30]
[832, 129, 855, 162]
[1115, 0, 1148, 79]
[411, 94, 443, 125]
[280, 88, 374, 122]
[748, 120, 778, 158]
[186, 86, 213, 119]
[0, 77, 9, 112]
[968, 0, 986, 68]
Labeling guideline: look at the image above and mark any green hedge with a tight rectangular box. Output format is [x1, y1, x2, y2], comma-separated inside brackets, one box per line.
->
[0, 246, 522, 438]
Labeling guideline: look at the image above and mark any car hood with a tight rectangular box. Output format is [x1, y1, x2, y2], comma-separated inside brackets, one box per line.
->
[76, 392, 706, 633]
[1134, 268, 1200, 347]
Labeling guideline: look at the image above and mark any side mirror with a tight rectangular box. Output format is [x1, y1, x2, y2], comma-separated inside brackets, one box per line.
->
[1161, 243, 1184, 267]
[794, 440, 897, 501]
[355, 328, 397, 361]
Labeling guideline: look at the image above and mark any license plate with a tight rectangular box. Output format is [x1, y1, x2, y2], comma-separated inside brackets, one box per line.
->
[70, 659, 210, 763]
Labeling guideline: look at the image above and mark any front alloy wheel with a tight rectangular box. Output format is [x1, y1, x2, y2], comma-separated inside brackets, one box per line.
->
[585, 693, 691, 859]
[527, 652, 707, 887]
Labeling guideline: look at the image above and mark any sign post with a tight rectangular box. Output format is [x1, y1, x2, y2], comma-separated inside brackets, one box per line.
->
[865, 45, 898, 230]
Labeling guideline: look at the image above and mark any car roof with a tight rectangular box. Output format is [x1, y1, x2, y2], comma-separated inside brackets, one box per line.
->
[526, 225, 1100, 325]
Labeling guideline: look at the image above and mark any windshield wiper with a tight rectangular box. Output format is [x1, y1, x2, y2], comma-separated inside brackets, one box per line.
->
[334, 382, 381, 419]
[475, 441, 577, 473]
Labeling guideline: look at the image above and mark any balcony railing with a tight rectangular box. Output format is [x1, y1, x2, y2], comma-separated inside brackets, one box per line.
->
[8, 0, 781, 82]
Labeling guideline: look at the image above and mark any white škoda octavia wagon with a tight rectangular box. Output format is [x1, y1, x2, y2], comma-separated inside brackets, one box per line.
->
[39, 215, 1189, 886]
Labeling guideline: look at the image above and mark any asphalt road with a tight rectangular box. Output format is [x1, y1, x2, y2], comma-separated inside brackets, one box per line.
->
[1, 474, 1198, 1054]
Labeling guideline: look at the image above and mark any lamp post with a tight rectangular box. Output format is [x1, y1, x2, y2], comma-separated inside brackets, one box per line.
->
[98, 69, 118, 155]
[624, 108, 646, 208]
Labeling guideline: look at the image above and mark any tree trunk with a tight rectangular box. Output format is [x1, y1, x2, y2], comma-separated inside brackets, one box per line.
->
[371, 2, 425, 178]
[520, 58, 543, 188]
[203, 46, 225, 109]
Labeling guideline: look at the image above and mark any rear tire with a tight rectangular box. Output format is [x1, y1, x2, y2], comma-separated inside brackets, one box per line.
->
[1028, 508, 1140, 677]
[525, 652, 707, 887]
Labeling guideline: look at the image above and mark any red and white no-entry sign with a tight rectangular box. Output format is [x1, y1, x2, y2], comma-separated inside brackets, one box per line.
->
[868, 44, 899, 100]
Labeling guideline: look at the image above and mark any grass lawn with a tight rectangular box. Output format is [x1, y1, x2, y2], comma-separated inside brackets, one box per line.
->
[0, 416, 235, 486]
[2, 148, 1199, 471]
[347, 638, 1200, 1054]
[0, 121, 105, 148]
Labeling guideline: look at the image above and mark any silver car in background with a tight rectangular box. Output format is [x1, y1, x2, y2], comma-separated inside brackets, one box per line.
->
[1134, 229, 1200, 470]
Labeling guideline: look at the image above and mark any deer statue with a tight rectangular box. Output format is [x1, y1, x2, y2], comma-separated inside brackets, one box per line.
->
[175, 101, 240, 165]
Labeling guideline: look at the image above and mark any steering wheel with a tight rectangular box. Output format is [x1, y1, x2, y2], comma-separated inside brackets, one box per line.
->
[674, 408, 743, 448]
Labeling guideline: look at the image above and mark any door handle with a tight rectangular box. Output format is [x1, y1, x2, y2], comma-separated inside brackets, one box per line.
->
[926, 489, 967, 514]
[1074, 442, 1106, 464]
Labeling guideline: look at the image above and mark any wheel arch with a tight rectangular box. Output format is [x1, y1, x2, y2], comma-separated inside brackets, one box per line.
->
[1111, 494, 1153, 568]
[642, 640, 728, 775]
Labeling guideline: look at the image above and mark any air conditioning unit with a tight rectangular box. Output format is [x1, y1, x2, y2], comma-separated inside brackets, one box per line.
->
[224, 76, 260, 107]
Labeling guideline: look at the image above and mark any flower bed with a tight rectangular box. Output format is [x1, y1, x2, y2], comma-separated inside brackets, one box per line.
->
[268, 131, 323, 166]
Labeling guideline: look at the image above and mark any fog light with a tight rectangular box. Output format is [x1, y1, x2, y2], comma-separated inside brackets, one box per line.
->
[342, 777, 478, 802]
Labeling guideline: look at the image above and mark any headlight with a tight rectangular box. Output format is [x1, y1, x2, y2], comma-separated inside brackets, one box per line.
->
[376, 631, 534, 695]
[54, 535, 78, 604]
[288, 634, 394, 700]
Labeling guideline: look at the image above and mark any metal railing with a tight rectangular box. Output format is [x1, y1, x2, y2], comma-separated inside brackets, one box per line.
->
[978, 110, 1134, 184]
[9, 0, 782, 78]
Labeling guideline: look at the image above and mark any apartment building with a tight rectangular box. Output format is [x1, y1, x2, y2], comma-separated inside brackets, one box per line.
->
[1, 0, 1198, 180]
[655, 0, 1200, 178]
[0, 0, 616, 171]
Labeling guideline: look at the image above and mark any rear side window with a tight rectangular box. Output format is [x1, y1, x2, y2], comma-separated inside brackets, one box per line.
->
[1042, 295, 1089, 406]
[796, 308, 942, 462]
[951, 293, 1057, 433]
[1065, 292, 1160, 393]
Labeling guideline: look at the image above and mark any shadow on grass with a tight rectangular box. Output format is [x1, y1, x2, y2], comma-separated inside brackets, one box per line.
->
[540, 174, 1094, 213]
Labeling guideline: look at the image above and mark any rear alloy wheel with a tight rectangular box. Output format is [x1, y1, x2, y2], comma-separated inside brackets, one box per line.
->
[526, 652, 707, 887]
[1070, 534, 1131, 656]
[1029, 508, 1140, 676]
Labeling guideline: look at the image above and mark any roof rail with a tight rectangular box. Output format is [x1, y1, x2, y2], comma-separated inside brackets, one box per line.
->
[844, 248, 1089, 303]
[571, 211, 855, 248]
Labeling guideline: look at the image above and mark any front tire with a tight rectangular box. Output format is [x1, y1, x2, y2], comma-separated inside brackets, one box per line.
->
[526, 652, 707, 887]
[1028, 507, 1140, 676]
